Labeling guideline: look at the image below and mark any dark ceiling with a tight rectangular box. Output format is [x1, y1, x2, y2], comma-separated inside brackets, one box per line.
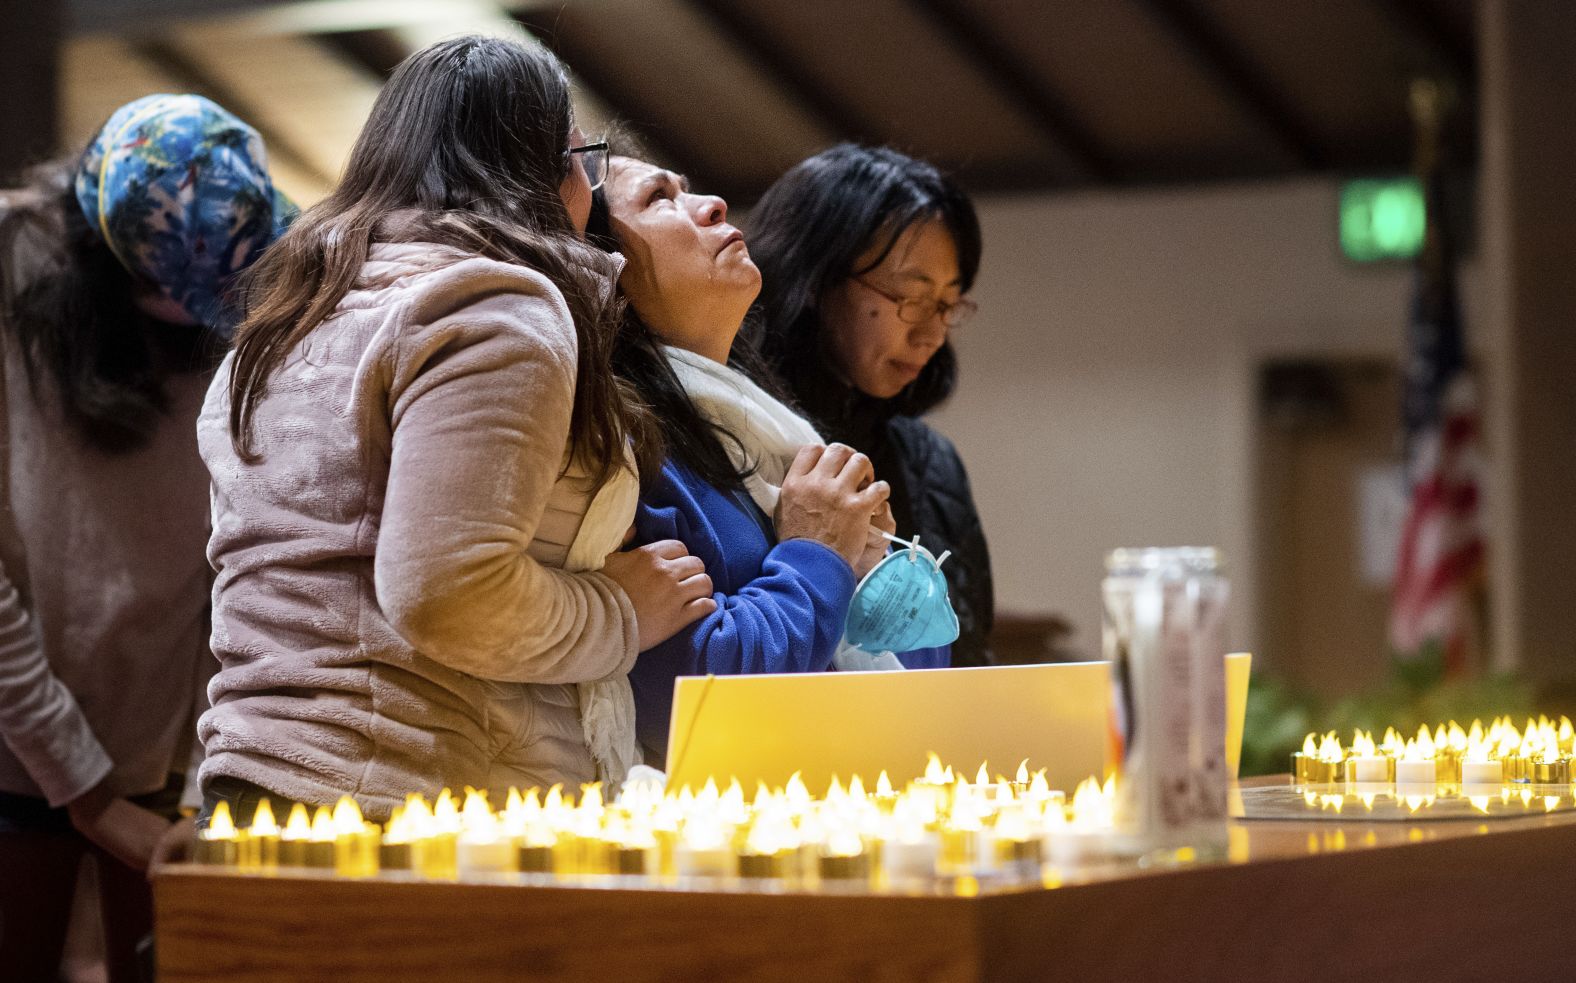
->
[500, 0, 1477, 202]
[68, 0, 1479, 205]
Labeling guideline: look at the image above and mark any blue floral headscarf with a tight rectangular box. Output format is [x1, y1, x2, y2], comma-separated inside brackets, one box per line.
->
[74, 93, 297, 338]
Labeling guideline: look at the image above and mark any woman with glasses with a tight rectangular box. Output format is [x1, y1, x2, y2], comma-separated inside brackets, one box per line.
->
[749, 144, 995, 668]
[196, 36, 714, 826]
[587, 156, 948, 762]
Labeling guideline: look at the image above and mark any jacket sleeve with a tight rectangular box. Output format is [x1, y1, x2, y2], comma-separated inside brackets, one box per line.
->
[0, 320, 113, 807]
[0, 565, 114, 808]
[632, 473, 855, 678]
[374, 286, 637, 686]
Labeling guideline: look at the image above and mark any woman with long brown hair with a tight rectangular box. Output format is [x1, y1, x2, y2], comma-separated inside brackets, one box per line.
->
[0, 94, 293, 982]
[196, 35, 714, 825]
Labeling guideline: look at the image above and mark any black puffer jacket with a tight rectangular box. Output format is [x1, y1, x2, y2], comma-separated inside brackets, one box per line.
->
[797, 372, 995, 668]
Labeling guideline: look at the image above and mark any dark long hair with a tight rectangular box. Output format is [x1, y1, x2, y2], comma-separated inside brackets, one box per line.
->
[587, 185, 784, 492]
[0, 161, 209, 453]
[227, 36, 648, 486]
[747, 144, 982, 419]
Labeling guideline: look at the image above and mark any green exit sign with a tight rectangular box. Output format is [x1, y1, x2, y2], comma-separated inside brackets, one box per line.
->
[1340, 178, 1426, 262]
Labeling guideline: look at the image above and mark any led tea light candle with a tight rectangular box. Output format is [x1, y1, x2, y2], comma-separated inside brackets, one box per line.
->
[516, 825, 557, 874]
[414, 791, 460, 879]
[881, 809, 940, 886]
[1344, 732, 1392, 788]
[304, 805, 337, 869]
[194, 800, 239, 866]
[278, 803, 314, 867]
[1532, 750, 1570, 786]
[1460, 752, 1503, 792]
[379, 806, 414, 872]
[906, 754, 954, 815]
[613, 826, 657, 877]
[991, 809, 1042, 875]
[737, 810, 793, 880]
[939, 794, 994, 876]
[239, 798, 280, 871]
[457, 794, 516, 875]
[818, 826, 871, 886]
[675, 815, 735, 879]
[332, 797, 380, 878]
[1049, 776, 1114, 867]
[1394, 736, 1437, 796]
[1291, 734, 1319, 786]
[873, 771, 899, 813]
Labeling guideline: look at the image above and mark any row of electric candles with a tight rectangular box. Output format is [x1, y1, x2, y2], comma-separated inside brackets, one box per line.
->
[1301, 784, 1576, 816]
[192, 757, 1118, 887]
[1292, 716, 1576, 790]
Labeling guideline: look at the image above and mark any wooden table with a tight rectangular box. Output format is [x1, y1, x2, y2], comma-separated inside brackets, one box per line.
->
[154, 779, 1576, 983]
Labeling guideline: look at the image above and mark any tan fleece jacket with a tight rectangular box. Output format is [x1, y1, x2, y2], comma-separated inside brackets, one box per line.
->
[197, 242, 638, 820]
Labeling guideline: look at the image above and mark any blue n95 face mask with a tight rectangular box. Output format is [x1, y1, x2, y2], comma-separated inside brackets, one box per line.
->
[844, 534, 960, 654]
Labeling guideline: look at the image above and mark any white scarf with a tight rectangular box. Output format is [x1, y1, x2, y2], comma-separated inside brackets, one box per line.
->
[663, 345, 902, 673]
[662, 345, 822, 518]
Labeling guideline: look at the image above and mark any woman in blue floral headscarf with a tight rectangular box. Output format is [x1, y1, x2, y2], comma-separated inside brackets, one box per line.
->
[0, 93, 292, 982]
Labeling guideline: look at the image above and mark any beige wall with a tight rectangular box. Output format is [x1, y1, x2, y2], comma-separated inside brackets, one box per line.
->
[928, 177, 1484, 666]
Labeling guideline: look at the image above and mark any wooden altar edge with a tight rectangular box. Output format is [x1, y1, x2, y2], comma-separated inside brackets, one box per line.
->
[155, 811, 1576, 983]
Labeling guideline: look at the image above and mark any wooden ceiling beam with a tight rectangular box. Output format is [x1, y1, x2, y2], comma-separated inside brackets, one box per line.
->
[511, 10, 744, 204]
[319, 28, 410, 80]
[129, 39, 336, 188]
[905, 0, 1119, 184]
[683, 0, 876, 146]
[1134, 0, 1327, 170]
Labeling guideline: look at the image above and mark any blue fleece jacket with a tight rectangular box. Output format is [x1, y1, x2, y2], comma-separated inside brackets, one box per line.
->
[629, 461, 950, 761]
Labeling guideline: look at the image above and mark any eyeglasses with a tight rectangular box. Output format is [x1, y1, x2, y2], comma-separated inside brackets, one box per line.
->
[569, 140, 610, 191]
[851, 276, 977, 329]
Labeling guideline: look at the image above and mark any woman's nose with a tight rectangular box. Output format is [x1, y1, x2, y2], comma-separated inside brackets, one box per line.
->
[909, 310, 949, 346]
[692, 194, 728, 225]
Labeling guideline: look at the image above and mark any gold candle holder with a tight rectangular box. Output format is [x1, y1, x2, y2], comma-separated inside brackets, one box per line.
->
[576, 835, 613, 876]
[1532, 759, 1571, 785]
[335, 826, 381, 878]
[239, 831, 279, 872]
[551, 831, 582, 875]
[303, 840, 335, 869]
[1290, 753, 1311, 785]
[413, 833, 458, 879]
[738, 852, 787, 880]
[379, 841, 412, 871]
[1294, 757, 1342, 785]
[614, 845, 653, 876]
[818, 853, 871, 885]
[517, 844, 556, 874]
[1501, 755, 1531, 783]
[994, 836, 1042, 870]
[192, 834, 238, 866]
[941, 827, 983, 872]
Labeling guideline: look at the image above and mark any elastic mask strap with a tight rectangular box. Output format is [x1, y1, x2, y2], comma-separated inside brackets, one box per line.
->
[880, 532, 950, 570]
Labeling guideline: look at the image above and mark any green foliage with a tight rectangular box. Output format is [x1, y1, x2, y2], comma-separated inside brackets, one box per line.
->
[1239, 664, 1541, 777]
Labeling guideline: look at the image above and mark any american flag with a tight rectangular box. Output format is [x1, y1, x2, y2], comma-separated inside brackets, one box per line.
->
[1388, 168, 1484, 674]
